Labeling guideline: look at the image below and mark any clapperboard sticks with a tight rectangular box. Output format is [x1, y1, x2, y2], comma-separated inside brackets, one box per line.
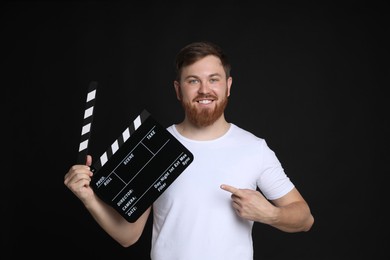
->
[77, 81, 150, 171]
[78, 81, 97, 165]
[91, 109, 150, 173]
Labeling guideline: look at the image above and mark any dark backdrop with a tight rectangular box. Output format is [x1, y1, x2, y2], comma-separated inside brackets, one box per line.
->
[3, 1, 387, 259]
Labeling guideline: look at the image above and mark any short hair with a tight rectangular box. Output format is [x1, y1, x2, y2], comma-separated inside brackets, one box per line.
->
[175, 41, 231, 81]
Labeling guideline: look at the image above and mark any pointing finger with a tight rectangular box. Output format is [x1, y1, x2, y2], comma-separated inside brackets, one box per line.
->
[220, 184, 240, 194]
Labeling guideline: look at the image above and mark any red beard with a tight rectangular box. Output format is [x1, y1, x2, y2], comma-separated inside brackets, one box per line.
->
[181, 94, 228, 127]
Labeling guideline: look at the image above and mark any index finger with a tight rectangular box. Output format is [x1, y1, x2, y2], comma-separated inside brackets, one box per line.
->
[220, 184, 240, 194]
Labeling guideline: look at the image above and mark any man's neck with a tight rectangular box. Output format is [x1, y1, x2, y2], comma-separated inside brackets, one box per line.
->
[175, 115, 231, 141]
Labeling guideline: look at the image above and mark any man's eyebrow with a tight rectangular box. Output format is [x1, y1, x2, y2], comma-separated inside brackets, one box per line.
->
[183, 75, 200, 80]
[209, 73, 223, 77]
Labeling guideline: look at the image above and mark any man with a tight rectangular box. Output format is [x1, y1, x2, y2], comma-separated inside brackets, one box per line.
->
[64, 41, 314, 260]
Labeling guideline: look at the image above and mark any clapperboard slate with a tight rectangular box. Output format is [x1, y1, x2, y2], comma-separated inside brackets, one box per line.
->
[78, 82, 193, 222]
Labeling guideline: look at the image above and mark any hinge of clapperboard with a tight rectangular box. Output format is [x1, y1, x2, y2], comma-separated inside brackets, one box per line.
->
[77, 81, 150, 172]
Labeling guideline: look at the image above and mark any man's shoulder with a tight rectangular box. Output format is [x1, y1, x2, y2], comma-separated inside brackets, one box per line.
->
[229, 124, 266, 145]
[230, 124, 262, 139]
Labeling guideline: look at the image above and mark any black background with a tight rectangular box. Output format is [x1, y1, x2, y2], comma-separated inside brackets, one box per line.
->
[3, 1, 387, 259]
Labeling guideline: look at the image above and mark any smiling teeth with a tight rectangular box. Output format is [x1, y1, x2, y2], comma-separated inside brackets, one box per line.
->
[198, 100, 212, 104]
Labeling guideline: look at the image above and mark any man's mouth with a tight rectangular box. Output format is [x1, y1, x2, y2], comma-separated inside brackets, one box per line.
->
[197, 99, 213, 104]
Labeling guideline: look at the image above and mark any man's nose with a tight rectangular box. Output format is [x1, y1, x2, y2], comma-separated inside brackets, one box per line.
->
[198, 81, 211, 94]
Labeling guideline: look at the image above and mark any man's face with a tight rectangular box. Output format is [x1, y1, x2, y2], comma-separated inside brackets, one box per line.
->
[174, 55, 232, 127]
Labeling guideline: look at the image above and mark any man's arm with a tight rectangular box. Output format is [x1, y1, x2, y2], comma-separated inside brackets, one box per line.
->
[64, 155, 151, 247]
[86, 198, 151, 247]
[220, 185, 314, 232]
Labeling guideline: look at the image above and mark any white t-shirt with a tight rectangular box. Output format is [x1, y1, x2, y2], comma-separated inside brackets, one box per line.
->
[150, 124, 294, 260]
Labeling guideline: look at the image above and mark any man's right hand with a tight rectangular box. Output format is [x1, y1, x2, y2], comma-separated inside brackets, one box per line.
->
[64, 155, 96, 205]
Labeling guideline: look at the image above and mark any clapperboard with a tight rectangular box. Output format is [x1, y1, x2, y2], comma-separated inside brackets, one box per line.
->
[77, 82, 194, 222]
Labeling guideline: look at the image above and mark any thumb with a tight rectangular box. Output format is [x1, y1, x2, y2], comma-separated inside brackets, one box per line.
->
[86, 155, 93, 167]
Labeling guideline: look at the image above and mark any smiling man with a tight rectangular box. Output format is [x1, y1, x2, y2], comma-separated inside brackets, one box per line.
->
[64, 41, 314, 260]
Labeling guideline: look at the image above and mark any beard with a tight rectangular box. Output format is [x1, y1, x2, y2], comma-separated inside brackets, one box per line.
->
[180, 92, 229, 127]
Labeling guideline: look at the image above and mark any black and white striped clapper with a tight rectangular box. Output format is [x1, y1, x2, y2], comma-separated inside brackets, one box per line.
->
[77, 81, 98, 164]
[91, 109, 151, 173]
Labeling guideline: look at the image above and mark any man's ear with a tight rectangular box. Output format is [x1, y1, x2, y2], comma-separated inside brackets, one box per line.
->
[227, 77, 232, 97]
[174, 81, 181, 100]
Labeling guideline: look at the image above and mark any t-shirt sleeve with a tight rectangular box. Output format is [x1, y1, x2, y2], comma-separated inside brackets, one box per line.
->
[256, 140, 295, 200]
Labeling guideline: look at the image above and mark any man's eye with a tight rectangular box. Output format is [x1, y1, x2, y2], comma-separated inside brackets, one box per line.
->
[189, 79, 199, 84]
[210, 78, 219, 83]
